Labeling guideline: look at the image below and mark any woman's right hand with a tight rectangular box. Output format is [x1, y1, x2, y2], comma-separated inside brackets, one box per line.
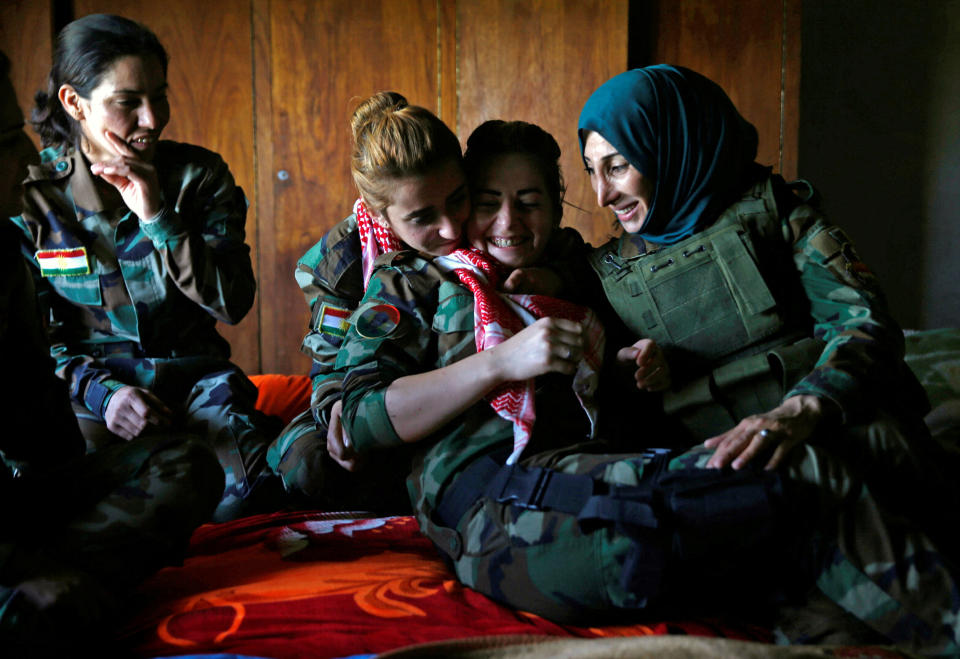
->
[104, 385, 173, 440]
[490, 317, 583, 382]
[89, 130, 163, 220]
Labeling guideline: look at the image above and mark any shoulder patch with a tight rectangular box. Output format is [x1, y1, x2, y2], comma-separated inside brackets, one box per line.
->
[36, 247, 90, 276]
[355, 303, 401, 339]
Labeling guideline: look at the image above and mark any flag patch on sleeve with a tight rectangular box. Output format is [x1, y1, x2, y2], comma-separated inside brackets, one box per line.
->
[317, 303, 351, 338]
[35, 247, 90, 276]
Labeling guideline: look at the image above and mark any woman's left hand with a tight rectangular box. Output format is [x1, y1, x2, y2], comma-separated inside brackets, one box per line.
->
[704, 394, 828, 470]
[617, 338, 671, 392]
[89, 130, 163, 220]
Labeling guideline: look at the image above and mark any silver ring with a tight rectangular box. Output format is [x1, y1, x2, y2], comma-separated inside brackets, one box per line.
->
[758, 429, 770, 438]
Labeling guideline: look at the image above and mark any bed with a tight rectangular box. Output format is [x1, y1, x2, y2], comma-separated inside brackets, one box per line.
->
[117, 328, 960, 659]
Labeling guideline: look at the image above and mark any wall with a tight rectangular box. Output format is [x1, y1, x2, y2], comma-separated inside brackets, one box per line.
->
[799, 0, 960, 330]
[1, 0, 804, 374]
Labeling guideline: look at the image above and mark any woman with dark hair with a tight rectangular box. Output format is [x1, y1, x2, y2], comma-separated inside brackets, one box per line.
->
[1, 47, 223, 654]
[8, 14, 281, 522]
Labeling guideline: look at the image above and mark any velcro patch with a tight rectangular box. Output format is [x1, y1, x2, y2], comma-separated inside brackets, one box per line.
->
[36, 247, 90, 276]
[317, 302, 351, 338]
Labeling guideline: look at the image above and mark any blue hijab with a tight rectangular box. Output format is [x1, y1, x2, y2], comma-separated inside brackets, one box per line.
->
[578, 65, 759, 245]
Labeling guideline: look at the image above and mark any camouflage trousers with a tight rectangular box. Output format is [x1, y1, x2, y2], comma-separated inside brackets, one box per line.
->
[0, 433, 223, 654]
[267, 408, 413, 514]
[76, 361, 284, 522]
[419, 441, 960, 656]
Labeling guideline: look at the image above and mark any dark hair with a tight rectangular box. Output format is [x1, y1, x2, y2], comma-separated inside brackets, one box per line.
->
[350, 91, 463, 211]
[31, 14, 168, 147]
[0, 49, 10, 80]
[464, 120, 565, 222]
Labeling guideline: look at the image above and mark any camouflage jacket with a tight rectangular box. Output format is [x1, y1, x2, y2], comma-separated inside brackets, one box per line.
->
[588, 173, 923, 423]
[337, 251, 595, 513]
[8, 142, 254, 419]
[296, 216, 590, 429]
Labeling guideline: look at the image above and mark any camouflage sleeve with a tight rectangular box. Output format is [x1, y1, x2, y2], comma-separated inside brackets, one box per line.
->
[337, 257, 442, 455]
[139, 151, 254, 325]
[783, 205, 909, 420]
[294, 216, 364, 426]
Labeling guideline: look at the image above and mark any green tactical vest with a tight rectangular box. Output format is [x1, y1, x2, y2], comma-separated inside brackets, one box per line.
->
[588, 178, 824, 440]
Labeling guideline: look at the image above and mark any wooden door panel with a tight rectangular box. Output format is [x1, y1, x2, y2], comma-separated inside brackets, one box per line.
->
[256, 0, 440, 375]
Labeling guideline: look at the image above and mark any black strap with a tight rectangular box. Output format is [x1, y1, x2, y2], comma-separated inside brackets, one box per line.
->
[435, 451, 675, 530]
[435, 455, 596, 528]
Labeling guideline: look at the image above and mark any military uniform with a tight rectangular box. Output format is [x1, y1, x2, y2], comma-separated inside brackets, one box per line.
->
[9, 142, 281, 522]
[337, 248, 960, 655]
[268, 216, 589, 510]
[0, 221, 224, 652]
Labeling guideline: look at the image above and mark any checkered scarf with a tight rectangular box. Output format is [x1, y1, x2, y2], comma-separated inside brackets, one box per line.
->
[355, 198, 404, 288]
[436, 248, 605, 464]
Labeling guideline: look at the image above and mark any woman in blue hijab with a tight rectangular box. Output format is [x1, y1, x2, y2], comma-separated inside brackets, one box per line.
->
[578, 65, 960, 652]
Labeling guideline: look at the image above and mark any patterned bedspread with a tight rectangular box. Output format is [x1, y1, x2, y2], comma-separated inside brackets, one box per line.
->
[121, 513, 770, 658]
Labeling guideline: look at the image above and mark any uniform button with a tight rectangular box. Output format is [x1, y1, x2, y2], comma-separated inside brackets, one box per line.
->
[55, 161, 68, 172]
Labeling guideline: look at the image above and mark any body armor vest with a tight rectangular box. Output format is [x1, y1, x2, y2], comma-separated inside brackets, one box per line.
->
[589, 179, 823, 439]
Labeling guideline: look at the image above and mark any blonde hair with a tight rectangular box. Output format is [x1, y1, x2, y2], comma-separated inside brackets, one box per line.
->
[350, 91, 462, 211]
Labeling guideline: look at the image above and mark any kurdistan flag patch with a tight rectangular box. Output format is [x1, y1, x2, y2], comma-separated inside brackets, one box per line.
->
[36, 247, 90, 276]
[317, 302, 351, 338]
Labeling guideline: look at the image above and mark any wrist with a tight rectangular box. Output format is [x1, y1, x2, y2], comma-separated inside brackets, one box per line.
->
[784, 394, 838, 428]
[141, 203, 165, 222]
[477, 345, 509, 392]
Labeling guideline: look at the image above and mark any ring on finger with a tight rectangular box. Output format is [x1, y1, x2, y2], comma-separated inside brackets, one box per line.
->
[758, 429, 770, 438]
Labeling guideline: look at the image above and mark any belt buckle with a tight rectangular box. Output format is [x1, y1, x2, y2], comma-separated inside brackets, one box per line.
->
[496, 466, 552, 511]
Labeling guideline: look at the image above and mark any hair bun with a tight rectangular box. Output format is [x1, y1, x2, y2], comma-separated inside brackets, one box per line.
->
[350, 91, 409, 142]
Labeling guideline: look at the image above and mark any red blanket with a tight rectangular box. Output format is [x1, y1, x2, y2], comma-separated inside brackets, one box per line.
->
[121, 512, 770, 658]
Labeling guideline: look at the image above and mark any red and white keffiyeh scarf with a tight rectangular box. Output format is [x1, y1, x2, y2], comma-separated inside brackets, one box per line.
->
[355, 198, 404, 289]
[436, 248, 605, 464]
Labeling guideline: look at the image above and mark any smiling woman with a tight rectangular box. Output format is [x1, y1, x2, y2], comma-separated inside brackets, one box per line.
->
[8, 14, 283, 523]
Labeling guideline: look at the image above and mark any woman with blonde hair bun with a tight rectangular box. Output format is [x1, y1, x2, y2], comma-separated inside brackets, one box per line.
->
[267, 91, 470, 510]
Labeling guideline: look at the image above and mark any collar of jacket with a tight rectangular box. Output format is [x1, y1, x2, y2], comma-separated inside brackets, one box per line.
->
[34, 145, 110, 218]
